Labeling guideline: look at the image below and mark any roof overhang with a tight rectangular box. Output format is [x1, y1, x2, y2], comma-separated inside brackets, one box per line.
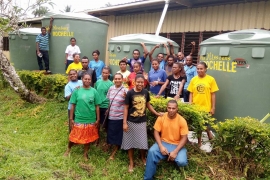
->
[85, 0, 263, 16]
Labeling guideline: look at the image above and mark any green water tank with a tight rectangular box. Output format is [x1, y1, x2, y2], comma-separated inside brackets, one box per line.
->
[42, 12, 108, 74]
[108, 34, 179, 74]
[9, 28, 41, 71]
[199, 29, 270, 122]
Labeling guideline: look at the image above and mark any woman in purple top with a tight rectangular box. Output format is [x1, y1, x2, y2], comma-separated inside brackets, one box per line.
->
[106, 73, 128, 160]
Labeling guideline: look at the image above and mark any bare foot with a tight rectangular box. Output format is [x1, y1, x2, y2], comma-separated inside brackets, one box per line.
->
[83, 154, 89, 161]
[108, 156, 114, 160]
[128, 165, 134, 173]
[142, 158, 146, 166]
[64, 149, 70, 157]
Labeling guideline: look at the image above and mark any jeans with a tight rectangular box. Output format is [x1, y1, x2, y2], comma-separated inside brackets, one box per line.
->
[37, 50, 50, 71]
[65, 60, 74, 70]
[144, 142, 188, 180]
[183, 89, 190, 102]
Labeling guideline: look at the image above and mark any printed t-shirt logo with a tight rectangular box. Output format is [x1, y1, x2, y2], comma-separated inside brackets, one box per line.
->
[170, 81, 181, 94]
[196, 84, 205, 93]
[130, 95, 146, 117]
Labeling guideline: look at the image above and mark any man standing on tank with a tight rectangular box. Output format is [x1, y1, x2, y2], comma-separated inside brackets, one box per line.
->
[36, 17, 54, 74]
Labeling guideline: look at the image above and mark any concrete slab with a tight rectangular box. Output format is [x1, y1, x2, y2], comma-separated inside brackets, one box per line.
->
[188, 131, 213, 152]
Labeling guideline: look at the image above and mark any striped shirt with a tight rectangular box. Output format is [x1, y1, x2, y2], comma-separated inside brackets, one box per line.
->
[36, 33, 50, 51]
[106, 85, 128, 120]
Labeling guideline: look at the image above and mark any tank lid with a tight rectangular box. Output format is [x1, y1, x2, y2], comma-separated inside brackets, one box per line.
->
[9, 28, 41, 35]
[42, 12, 108, 25]
[109, 34, 179, 47]
[200, 29, 270, 45]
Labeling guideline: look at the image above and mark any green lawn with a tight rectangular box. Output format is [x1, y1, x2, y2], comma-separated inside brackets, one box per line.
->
[0, 89, 244, 180]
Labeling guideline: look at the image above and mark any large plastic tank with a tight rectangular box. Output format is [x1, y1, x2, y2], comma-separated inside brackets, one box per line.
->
[108, 34, 179, 74]
[199, 29, 270, 122]
[42, 12, 108, 74]
[9, 28, 41, 71]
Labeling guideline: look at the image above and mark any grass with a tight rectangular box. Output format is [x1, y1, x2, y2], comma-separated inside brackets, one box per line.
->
[0, 89, 246, 180]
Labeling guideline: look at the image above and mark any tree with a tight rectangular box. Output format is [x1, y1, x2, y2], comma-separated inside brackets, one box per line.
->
[60, 5, 74, 13]
[32, 6, 49, 17]
[0, 0, 54, 103]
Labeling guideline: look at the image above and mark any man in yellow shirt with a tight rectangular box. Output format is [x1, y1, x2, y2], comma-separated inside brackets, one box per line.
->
[66, 53, 82, 74]
[144, 100, 189, 180]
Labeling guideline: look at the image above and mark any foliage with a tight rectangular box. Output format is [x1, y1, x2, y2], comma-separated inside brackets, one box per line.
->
[147, 97, 215, 136]
[32, 6, 50, 17]
[18, 70, 67, 100]
[60, 5, 74, 13]
[212, 117, 270, 179]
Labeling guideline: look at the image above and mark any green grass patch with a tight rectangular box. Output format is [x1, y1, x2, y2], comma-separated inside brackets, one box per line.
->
[0, 89, 246, 180]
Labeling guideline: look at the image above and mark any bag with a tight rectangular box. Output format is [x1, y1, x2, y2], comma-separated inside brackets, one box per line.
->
[102, 86, 124, 130]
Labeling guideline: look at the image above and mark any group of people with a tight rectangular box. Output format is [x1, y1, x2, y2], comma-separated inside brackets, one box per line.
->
[62, 37, 219, 179]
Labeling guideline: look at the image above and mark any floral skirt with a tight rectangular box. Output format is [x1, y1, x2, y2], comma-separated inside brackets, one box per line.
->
[69, 123, 99, 144]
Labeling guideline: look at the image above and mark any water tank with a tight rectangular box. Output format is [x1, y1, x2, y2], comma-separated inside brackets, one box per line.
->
[9, 28, 41, 71]
[108, 34, 179, 74]
[199, 29, 270, 122]
[42, 12, 109, 74]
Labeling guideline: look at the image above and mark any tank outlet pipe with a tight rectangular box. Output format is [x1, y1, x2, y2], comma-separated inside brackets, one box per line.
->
[155, 0, 170, 36]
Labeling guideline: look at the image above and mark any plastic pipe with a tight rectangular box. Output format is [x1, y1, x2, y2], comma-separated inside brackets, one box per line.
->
[155, 0, 170, 36]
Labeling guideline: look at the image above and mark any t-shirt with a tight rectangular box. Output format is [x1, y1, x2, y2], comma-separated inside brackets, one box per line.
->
[127, 72, 148, 90]
[150, 60, 166, 71]
[167, 75, 187, 98]
[148, 69, 167, 95]
[77, 68, 97, 87]
[88, 60, 105, 79]
[117, 70, 131, 88]
[184, 65, 197, 90]
[64, 80, 83, 110]
[187, 75, 219, 112]
[124, 89, 150, 123]
[65, 45, 81, 60]
[66, 62, 83, 74]
[154, 113, 189, 145]
[94, 79, 114, 108]
[107, 85, 128, 120]
[36, 33, 50, 51]
[127, 57, 146, 72]
[70, 87, 101, 123]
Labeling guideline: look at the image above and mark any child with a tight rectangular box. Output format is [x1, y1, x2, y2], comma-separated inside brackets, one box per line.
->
[156, 62, 186, 100]
[122, 73, 162, 172]
[127, 62, 147, 90]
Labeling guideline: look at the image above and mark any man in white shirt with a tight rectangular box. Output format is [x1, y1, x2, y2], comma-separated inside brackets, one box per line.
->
[65, 37, 81, 70]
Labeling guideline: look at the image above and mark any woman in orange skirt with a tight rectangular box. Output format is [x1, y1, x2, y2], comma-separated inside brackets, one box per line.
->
[64, 73, 101, 161]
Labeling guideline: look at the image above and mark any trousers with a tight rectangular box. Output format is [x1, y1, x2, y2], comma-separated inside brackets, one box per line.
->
[144, 141, 188, 180]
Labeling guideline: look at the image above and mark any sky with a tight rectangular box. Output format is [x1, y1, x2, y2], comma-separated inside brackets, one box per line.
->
[16, 0, 135, 15]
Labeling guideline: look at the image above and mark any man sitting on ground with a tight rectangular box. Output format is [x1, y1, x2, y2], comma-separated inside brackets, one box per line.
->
[144, 99, 189, 180]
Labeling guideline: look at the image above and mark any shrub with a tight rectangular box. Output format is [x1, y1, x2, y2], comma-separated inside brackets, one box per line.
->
[147, 97, 215, 137]
[18, 70, 67, 100]
[212, 117, 270, 179]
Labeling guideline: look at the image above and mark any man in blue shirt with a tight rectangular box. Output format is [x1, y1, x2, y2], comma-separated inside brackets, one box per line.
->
[36, 17, 54, 74]
[169, 41, 195, 64]
[149, 43, 170, 71]
[183, 56, 197, 102]
[64, 69, 83, 132]
[124, 42, 149, 72]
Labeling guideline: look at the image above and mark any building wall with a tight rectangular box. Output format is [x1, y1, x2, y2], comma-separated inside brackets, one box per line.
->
[100, 1, 270, 62]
